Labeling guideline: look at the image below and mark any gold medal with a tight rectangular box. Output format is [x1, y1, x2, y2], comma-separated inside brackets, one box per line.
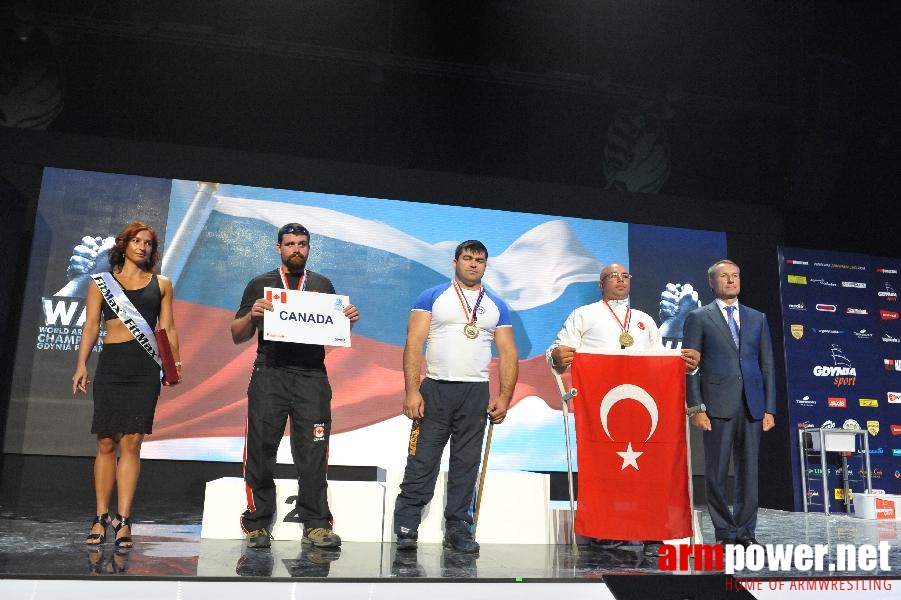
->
[464, 323, 479, 339]
[619, 332, 634, 347]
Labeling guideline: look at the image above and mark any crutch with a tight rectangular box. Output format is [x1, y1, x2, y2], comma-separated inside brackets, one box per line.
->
[551, 367, 579, 555]
[472, 419, 494, 537]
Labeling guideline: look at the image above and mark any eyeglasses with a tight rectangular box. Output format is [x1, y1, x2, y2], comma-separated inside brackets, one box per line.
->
[601, 272, 632, 282]
[279, 224, 310, 237]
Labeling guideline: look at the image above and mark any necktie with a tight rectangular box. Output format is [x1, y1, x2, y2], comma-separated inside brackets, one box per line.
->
[726, 305, 740, 348]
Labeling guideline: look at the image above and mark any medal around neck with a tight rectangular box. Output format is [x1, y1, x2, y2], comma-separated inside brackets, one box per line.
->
[463, 323, 479, 339]
[618, 331, 634, 347]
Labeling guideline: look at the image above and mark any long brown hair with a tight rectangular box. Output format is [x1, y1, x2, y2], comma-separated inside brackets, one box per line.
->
[108, 221, 160, 272]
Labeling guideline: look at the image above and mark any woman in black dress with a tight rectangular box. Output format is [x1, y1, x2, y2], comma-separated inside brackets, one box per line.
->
[72, 221, 182, 547]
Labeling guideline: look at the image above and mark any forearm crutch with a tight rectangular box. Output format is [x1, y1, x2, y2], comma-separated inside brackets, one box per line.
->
[472, 419, 494, 537]
[552, 367, 579, 554]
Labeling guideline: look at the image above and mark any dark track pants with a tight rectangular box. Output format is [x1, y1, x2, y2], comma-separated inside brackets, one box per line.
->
[241, 364, 333, 532]
[394, 378, 489, 533]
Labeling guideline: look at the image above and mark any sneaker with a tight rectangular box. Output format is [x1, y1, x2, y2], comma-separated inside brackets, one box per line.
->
[302, 526, 342, 548]
[246, 528, 272, 549]
[396, 528, 418, 551]
[443, 520, 479, 554]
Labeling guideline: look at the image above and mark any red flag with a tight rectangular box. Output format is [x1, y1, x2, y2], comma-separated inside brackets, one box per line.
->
[571, 351, 691, 540]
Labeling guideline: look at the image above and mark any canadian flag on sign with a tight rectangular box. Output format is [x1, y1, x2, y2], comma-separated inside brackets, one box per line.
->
[266, 289, 288, 303]
[571, 351, 691, 540]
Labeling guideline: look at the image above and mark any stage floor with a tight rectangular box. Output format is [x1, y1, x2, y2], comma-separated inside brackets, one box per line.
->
[1, 500, 899, 599]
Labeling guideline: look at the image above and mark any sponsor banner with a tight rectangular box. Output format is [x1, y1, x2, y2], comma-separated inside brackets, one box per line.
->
[778, 246, 901, 505]
[787, 274, 807, 284]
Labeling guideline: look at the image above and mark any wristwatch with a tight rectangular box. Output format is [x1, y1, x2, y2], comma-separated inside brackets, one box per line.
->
[696, 403, 707, 413]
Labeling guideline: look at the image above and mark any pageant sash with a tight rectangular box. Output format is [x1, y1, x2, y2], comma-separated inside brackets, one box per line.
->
[92, 272, 163, 370]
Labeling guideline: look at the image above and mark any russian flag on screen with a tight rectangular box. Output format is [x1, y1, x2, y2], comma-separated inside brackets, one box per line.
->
[151, 190, 620, 447]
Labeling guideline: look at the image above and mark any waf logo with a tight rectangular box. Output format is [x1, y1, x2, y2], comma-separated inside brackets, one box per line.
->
[827, 397, 847, 408]
[884, 359, 901, 371]
[879, 283, 898, 301]
[790, 324, 804, 340]
[312, 423, 326, 442]
[812, 344, 856, 387]
[888, 392, 901, 404]
[266, 290, 289, 303]
[881, 310, 900, 320]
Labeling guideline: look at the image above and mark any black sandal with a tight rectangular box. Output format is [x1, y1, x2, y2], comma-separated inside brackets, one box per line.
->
[85, 513, 110, 545]
[113, 514, 134, 548]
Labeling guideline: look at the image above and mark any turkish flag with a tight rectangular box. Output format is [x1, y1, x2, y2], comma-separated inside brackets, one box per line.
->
[571, 351, 691, 540]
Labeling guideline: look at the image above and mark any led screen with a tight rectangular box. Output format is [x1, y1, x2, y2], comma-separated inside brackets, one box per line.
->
[7, 168, 726, 471]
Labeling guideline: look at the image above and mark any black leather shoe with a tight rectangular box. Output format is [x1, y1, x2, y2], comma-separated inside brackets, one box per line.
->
[396, 529, 418, 550]
[717, 538, 737, 548]
[738, 537, 760, 548]
[443, 520, 479, 554]
[590, 539, 643, 550]
[643, 541, 664, 557]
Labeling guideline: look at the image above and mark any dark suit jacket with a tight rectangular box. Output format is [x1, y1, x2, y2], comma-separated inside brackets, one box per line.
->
[682, 301, 776, 420]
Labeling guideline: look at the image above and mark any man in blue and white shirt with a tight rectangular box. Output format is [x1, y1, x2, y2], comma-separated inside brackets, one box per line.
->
[393, 240, 519, 553]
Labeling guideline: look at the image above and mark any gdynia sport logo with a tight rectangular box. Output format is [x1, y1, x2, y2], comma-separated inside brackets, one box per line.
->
[657, 541, 893, 576]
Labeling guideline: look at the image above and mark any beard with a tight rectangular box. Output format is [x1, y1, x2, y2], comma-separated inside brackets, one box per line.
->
[284, 254, 307, 272]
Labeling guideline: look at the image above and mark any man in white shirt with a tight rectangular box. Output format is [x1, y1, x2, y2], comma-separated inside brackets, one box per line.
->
[547, 262, 699, 555]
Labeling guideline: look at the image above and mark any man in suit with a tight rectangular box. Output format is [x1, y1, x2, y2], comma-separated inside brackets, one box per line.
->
[682, 259, 776, 548]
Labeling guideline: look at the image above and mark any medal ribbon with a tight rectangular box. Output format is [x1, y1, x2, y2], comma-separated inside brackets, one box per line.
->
[280, 267, 307, 291]
[603, 299, 631, 336]
[453, 281, 485, 325]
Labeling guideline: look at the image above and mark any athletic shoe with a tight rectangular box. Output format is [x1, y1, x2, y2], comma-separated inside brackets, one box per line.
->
[302, 527, 342, 548]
